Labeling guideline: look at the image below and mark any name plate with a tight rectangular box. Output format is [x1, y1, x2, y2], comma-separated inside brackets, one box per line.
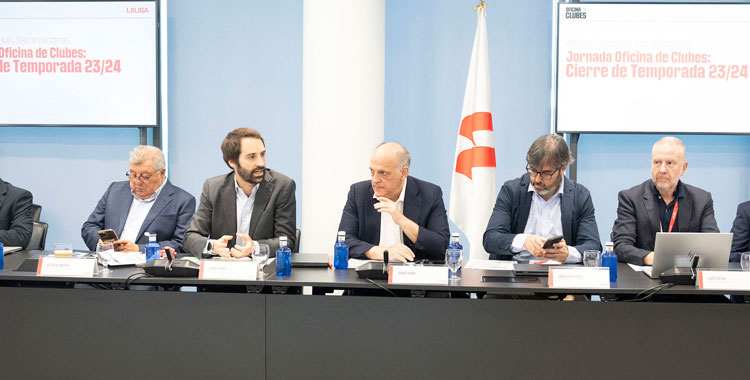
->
[697, 270, 750, 290]
[388, 266, 449, 285]
[548, 267, 610, 288]
[37, 257, 96, 277]
[199, 260, 258, 281]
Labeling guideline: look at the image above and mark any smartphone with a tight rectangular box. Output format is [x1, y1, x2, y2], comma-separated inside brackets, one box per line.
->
[542, 235, 564, 249]
[97, 229, 119, 242]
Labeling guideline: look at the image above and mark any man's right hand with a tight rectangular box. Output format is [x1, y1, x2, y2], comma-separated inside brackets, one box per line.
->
[212, 235, 234, 258]
[365, 244, 415, 263]
[643, 252, 655, 265]
[523, 235, 547, 257]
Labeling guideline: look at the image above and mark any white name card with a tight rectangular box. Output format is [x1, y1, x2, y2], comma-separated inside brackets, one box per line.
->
[36, 257, 96, 277]
[548, 267, 610, 288]
[199, 260, 258, 281]
[388, 266, 449, 285]
[697, 270, 750, 290]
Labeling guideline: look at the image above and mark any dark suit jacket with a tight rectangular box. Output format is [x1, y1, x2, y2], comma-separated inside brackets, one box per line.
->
[611, 180, 719, 265]
[482, 173, 601, 261]
[183, 170, 296, 256]
[81, 180, 196, 252]
[0, 179, 33, 248]
[729, 200, 750, 262]
[337, 176, 450, 261]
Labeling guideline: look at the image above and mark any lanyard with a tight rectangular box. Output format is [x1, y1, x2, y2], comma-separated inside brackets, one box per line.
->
[666, 200, 679, 233]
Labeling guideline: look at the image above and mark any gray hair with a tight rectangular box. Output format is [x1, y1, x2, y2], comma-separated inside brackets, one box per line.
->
[526, 134, 574, 169]
[653, 136, 686, 161]
[129, 145, 165, 171]
[376, 142, 411, 168]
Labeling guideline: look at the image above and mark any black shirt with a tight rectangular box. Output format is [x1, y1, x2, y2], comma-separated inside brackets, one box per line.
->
[651, 180, 685, 232]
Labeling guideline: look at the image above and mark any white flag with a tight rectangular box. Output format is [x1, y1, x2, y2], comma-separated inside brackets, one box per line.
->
[449, 6, 496, 260]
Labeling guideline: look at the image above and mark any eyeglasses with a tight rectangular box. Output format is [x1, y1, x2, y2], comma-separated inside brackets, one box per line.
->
[126, 170, 156, 181]
[526, 165, 561, 181]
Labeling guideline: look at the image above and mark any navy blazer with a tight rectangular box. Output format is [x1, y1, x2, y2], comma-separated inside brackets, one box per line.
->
[81, 180, 196, 252]
[730, 200, 750, 262]
[338, 176, 450, 261]
[482, 173, 601, 261]
[611, 180, 719, 265]
[0, 178, 33, 248]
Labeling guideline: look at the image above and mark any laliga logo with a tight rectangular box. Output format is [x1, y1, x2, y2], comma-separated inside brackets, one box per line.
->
[565, 7, 586, 19]
[126, 7, 149, 14]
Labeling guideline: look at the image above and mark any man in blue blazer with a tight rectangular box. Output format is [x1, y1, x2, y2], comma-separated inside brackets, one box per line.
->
[338, 142, 450, 262]
[729, 200, 750, 262]
[81, 146, 196, 252]
[483, 135, 601, 262]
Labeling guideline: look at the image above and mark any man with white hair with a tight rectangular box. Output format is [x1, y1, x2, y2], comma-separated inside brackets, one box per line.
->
[611, 137, 719, 265]
[81, 145, 196, 252]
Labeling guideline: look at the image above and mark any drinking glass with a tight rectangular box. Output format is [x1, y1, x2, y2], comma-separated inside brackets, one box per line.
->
[445, 249, 463, 280]
[254, 244, 270, 278]
[583, 250, 601, 267]
[97, 241, 115, 274]
[741, 252, 750, 271]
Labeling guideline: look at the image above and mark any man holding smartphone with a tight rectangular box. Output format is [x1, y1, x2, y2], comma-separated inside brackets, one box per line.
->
[81, 146, 196, 252]
[483, 134, 601, 262]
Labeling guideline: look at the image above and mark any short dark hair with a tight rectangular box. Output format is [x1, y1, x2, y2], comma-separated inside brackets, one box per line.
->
[221, 128, 265, 168]
[526, 134, 574, 169]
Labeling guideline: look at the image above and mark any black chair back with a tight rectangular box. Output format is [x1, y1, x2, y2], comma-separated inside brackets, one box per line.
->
[27, 221, 48, 250]
[294, 228, 301, 253]
[31, 204, 42, 222]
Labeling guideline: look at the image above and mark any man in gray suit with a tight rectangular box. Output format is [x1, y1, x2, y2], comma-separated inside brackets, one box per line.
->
[611, 137, 719, 265]
[183, 128, 296, 258]
[0, 178, 33, 248]
[81, 146, 196, 252]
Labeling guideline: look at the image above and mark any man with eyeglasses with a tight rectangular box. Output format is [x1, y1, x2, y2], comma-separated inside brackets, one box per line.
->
[483, 134, 601, 262]
[81, 146, 196, 252]
[612, 137, 718, 265]
[337, 142, 449, 262]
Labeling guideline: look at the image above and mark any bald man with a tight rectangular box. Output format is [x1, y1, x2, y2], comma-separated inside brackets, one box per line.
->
[337, 142, 450, 262]
[611, 137, 719, 265]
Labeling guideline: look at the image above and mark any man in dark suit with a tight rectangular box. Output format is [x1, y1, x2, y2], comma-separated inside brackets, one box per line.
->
[0, 178, 33, 248]
[183, 128, 296, 258]
[81, 146, 196, 252]
[338, 142, 449, 262]
[728, 201, 750, 262]
[612, 137, 719, 265]
[484, 135, 600, 262]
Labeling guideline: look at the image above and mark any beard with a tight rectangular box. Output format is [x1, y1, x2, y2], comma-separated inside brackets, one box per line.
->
[531, 173, 562, 197]
[237, 162, 265, 184]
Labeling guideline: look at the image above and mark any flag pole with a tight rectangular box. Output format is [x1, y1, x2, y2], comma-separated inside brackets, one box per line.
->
[473, 1, 487, 12]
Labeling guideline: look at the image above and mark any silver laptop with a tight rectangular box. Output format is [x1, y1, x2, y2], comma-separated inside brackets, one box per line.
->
[643, 232, 732, 279]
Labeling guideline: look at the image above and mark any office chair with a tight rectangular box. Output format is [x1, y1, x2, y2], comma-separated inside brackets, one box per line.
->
[27, 221, 48, 250]
[31, 204, 42, 222]
[294, 228, 301, 253]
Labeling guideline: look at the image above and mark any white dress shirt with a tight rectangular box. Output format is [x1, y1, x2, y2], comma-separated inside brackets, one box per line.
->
[377, 178, 407, 248]
[510, 180, 581, 263]
[120, 179, 167, 244]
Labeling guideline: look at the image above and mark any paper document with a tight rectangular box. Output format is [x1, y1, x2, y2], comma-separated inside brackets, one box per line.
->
[2, 246, 22, 254]
[464, 259, 516, 271]
[627, 263, 647, 272]
[100, 251, 146, 266]
[349, 258, 376, 268]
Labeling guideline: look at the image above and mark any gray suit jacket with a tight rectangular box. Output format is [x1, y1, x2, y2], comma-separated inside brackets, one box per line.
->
[183, 169, 296, 256]
[611, 180, 719, 265]
[0, 178, 33, 248]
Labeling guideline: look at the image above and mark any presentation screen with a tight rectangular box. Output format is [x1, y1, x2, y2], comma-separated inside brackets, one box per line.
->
[556, 3, 750, 134]
[0, 1, 158, 127]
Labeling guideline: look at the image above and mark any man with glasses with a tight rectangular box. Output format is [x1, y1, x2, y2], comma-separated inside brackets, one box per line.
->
[338, 142, 449, 262]
[81, 146, 196, 252]
[612, 137, 718, 265]
[483, 134, 600, 262]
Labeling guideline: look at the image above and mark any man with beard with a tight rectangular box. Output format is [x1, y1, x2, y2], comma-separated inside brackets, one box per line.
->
[612, 137, 718, 265]
[183, 128, 296, 258]
[81, 146, 196, 252]
[483, 134, 600, 262]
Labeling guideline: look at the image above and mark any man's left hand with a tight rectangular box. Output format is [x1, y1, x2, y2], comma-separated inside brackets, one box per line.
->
[542, 238, 569, 263]
[230, 233, 255, 258]
[113, 239, 139, 252]
[374, 197, 403, 224]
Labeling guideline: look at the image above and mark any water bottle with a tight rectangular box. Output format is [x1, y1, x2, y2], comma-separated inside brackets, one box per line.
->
[144, 232, 160, 262]
[447, 233, 462, 277]
[0, 242, 4, 270]
[333, 231, 348, 270]
[275, 235, 292, 276]
[602, 241, 617, 282]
